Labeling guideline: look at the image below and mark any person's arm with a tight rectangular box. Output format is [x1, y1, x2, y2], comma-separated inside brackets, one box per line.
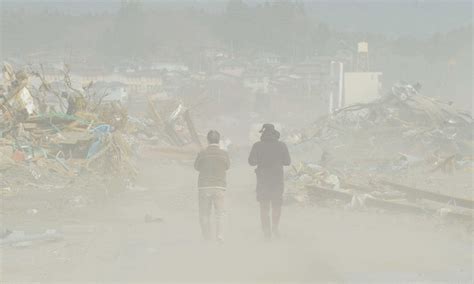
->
[194, 151, 202, 171]
[224, 152, 231, 170]
[248, 143, 258, 166]
[282, 143, 291, 166]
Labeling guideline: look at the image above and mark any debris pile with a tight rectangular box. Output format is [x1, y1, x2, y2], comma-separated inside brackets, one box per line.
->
[0, 63, 137, 192]
[288, 160, 473, 223]
[298, 83, 472, 160]
[0, 62, 205, 194]
[129, 94, 202, 160]
[288, 83, 473, 224]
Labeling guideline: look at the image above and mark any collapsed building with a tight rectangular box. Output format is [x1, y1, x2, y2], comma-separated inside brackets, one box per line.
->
[287, 82, 473, 224]
[0, 63, 201, 195]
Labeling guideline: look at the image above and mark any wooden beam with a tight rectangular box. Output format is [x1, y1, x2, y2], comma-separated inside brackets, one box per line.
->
[379, 180, 474, 209]
[183, 110, 202, 149]
[305, 185, 472, 223]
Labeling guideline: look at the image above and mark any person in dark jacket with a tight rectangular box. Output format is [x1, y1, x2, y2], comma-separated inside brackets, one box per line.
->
[248, 124, 291, 240]
[194, 130, 230, 242]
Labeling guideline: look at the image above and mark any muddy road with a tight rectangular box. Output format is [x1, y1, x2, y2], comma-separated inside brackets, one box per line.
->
[1, 157, 472, 283]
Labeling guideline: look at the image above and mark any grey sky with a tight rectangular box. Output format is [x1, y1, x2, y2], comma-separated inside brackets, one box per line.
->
[1, 0, 472, 37]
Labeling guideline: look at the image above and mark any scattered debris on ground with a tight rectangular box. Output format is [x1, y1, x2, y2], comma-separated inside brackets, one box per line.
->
[0, 228, 63, 247]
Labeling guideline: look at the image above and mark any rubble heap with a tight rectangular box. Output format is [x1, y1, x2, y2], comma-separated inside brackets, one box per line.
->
[0, 63, 137, 193]
[287, 83, 473, 224]
[0, 63, 204, 195]
[298, 83, 472, 161]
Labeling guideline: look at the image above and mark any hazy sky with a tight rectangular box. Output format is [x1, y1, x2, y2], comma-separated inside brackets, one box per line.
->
[1, 0, 472, 37]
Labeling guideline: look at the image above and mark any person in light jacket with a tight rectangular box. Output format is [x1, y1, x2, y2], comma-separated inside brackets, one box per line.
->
[194, 130, 230, 242]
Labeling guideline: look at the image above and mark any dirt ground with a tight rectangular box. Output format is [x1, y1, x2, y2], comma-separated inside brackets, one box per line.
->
[1, 155, 472, 283]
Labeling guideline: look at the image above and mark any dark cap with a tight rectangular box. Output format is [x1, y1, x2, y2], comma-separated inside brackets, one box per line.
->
[259, 123, 275, 133]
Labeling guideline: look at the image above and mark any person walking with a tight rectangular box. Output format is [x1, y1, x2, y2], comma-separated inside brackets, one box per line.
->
[248, 124, 291, 241]
[194, 130, 230, 242]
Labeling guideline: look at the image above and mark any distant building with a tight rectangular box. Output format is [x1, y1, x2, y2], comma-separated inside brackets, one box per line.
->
[91, 81, 129, 105]
[344, 72, 382, 105]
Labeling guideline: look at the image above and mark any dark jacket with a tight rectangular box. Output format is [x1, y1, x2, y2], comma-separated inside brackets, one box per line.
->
[248, 131, 291, 201]
[194, 144, 230, 189]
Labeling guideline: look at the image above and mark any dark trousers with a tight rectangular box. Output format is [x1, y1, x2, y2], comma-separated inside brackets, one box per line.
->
[259, 198, 282, 239]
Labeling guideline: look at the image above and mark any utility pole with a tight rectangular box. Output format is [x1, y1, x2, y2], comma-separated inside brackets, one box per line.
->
[328, 61, 344, 113]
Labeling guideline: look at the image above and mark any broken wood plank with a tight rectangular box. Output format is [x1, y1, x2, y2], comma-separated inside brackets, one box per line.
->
[307, 185, 426, 214]
[183, 110, 202, 149]
[147, 96, 164, 127]
[379, 180, 474, 209]
[306, 185, 472, 223]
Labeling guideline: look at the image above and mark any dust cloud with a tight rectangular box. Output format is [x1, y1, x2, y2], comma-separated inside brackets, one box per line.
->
[0, 0, 472, 283]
